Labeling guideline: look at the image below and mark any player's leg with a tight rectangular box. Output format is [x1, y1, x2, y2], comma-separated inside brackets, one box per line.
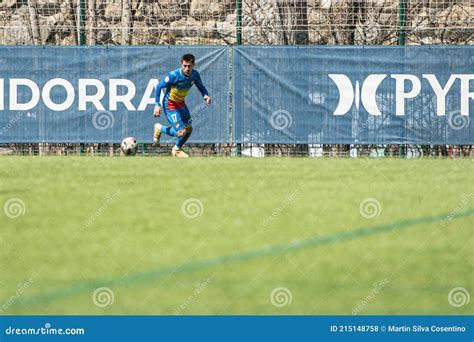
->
[154, 93, 166, 144]
[172, 127, 192, 158]
[154, 116, 179, 145]
[160, 123, 178, 137]
[153, 122, 163, 145]
[175, 106, 192, 149]
[154, 98, 179, 144]
[171, 107, 192, 158]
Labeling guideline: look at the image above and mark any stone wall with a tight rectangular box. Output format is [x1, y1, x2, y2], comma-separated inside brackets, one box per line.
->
[0, 0, 472, 45]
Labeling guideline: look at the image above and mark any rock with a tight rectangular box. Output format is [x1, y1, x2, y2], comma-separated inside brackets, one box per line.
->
[216, 21, 233, 39]
[2, 6, 31, 44]
[216, 13, 235, 37]
[172, 18, 218, 39]
[170, 16, 198, 37]
[96, 28, 113, 44]
[37, 0, 62, 16]
[320, 0, 332, 10]
[38, 3, 61, 16]
[60, 32, 77, 45]
[105, 2, 121, 21]
[203, 19, 217, 38]
[438, 4, 470, 24]
[144, 1, 182, 23]
[242, 0, 281, 43]
[308, 8, 331, 44]
[0, 0, 18, 9]
[436, 4, 472, 43]
[190, 0, 226, 18]
[225, 13, 236, 23]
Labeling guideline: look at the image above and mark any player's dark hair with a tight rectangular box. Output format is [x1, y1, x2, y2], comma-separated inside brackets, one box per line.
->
[181, 54, 195, 64]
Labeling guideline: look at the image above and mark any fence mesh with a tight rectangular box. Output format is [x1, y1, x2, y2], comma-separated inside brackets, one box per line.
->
[0, 0, 472, 46]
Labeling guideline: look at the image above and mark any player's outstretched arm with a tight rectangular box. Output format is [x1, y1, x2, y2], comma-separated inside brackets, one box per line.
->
[195, 71, 211, 105]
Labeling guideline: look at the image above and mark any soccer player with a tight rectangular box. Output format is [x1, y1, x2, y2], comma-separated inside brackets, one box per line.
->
[153, 54, 211, 158]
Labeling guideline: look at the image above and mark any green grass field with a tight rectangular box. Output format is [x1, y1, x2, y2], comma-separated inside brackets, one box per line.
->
[0, 156, 472, 315]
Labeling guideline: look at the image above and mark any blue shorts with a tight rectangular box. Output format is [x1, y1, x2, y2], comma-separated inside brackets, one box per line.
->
[163, 99, 191, 131]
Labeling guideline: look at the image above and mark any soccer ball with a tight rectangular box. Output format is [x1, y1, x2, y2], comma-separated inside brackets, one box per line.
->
[121, 137, 138, 156]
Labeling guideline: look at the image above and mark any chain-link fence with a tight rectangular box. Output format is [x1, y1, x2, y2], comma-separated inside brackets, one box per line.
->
[0, 0, 472, 46]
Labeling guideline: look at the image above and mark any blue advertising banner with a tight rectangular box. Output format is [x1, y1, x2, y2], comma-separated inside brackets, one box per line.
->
[0, 315, 472, 341]
[0, 46, 229, 143]
[232, 46, 473, 144]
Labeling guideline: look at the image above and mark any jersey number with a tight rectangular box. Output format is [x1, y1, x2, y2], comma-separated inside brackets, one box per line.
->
[171, 114, 177, 123]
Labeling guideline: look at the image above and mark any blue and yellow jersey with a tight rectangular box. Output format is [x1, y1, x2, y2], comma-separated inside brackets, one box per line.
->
[155, 68, 208, 112]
